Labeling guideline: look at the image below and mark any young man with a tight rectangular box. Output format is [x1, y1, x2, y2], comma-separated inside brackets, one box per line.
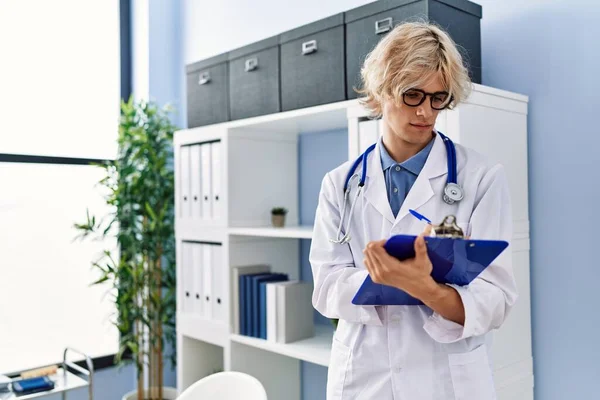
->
[310, 21, 517, 400]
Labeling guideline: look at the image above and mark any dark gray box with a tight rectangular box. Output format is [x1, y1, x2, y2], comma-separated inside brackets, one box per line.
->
[345, 0, 482, 99]
[186, 53, 229, 128]
[279, 13, 346, 112]
[228, 36, 280, 121]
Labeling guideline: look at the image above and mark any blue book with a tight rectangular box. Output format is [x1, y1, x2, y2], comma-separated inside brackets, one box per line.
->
[251, 273, 288, 338]
[259, 277, 288, 339]
[240, 273, 269, 336]
[239, 275, 246, 335]
[245, 273, 272, 336]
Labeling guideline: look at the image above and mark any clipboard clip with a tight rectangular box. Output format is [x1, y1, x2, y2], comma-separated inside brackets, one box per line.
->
[430, 215, 464, 238]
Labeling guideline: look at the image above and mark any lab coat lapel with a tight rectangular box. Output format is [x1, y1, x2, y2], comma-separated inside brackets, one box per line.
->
[395, 134, 448, 225]
[362, 140, 396, 224]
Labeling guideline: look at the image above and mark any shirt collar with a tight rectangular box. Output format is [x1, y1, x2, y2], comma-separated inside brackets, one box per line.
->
[379, 134, 435, 176]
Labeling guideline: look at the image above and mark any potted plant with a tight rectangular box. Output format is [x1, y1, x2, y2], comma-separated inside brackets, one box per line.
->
[271, 207, 288, 227]
[74, 97, 178, 400]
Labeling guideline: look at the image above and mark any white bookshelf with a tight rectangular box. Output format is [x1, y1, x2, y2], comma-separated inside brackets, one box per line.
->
[174, 84, 533, 400]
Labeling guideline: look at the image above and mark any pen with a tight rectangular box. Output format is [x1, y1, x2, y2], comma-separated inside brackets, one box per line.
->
[409, 209, 432, 224]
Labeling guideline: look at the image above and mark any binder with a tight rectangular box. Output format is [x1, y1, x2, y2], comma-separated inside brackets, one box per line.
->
[202, 243, 213, 319]
[211, 244, 225, 322]
[189, 144, 202, 219]
[179, 145, 191, 218]
[358, 119, 380, 154]
[211, 141, 221, 220]
[201, 143, 213, 220]
[191, 242, 204, 316]
[181, 242, 194, 313]
[352, 235, 509, 306]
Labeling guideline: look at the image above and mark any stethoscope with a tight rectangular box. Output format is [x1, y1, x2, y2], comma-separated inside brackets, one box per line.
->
[330, 131, 464, 244]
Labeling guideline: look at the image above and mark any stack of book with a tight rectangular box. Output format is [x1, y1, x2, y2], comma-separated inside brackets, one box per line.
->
[233, 264, 314, 343]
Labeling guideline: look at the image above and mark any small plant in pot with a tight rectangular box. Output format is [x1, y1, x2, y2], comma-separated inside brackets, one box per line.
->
[271, 207, 288, 227]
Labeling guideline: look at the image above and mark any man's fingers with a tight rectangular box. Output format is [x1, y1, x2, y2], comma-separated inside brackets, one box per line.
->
[414, 234, 428, 260]
[423, 224, 433, 236]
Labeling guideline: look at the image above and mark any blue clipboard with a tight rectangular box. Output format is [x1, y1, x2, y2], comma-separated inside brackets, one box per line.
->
[352, 235, 509, 306]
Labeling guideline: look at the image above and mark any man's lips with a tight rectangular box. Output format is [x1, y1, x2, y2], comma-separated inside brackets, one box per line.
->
[410, 123, 433, 128]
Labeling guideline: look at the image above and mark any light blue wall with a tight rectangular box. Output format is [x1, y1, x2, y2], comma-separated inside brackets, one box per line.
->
[146, 0, 181, 389]
[298, 129, 349, 400]
[473, 1, 599, 399]
[149, 0, 185, 130]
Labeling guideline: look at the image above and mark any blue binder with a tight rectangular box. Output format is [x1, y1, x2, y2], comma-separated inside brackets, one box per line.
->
[352, 235, 509, 306]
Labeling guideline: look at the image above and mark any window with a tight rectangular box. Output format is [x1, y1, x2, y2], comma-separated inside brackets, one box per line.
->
[0, 0, 121, 373]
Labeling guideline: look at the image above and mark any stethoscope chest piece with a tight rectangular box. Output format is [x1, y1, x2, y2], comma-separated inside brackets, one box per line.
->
[443, 182, 464, 204]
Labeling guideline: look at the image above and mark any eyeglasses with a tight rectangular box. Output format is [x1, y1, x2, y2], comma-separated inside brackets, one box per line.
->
[402, 88, 453, 110]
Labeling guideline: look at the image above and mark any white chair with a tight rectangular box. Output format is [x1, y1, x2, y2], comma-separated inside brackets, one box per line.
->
[177, 371, 268, 400]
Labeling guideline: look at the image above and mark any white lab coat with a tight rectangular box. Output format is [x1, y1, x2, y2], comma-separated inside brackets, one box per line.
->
[310, 134, 518, 400]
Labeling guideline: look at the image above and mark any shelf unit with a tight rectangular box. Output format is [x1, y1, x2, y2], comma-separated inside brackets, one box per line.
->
[174, 84, 533, 400]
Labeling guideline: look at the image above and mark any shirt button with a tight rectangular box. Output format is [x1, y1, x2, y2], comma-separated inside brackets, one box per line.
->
[393, 187, 398, 193]
[393, 366, 402, 373]
[395, 166, 401, 171]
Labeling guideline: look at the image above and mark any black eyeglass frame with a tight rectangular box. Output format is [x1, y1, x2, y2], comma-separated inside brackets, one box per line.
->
[402, 88, 454, 110]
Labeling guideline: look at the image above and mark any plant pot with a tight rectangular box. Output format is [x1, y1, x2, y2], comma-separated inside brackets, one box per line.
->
[122, 387, 178, 400]
[271, 214, 286, 227]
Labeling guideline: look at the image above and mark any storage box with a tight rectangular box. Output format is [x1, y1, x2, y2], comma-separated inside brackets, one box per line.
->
[186, 53, 229, 128]
[228, 35, 280, 120]
[279, 13, 346, 111]
[345, 0, 482, 99]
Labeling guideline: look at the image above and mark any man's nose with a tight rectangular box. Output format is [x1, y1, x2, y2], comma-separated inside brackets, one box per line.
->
[416, 101, 433, 118]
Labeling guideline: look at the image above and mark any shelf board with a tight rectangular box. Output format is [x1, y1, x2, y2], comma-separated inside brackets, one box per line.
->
[0, 368, 88, 400]
[178, 312, 229, 348]
[230, 324, 333, 367]
[228, 225, 313, 239]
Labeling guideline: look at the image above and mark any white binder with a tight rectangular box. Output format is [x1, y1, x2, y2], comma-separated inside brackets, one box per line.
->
[211, 244, 225, 322]
[210, 141, 221, 220]
[181, 242, 194, 313]
[358, 119, 380, 154]
[201, 243, 213, 320]
[179, 145, 192, 218]
[189, 144, 202, 220]
[201, 144, 213, 220]
[191, 242, 204, 316]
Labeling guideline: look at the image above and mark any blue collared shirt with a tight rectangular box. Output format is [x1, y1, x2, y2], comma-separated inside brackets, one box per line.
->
[379, 136, 434, 218]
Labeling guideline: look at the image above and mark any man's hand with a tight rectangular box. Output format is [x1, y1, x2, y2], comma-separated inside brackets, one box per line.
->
[363, 225, 466, 326]
[363, 225, 437, 300]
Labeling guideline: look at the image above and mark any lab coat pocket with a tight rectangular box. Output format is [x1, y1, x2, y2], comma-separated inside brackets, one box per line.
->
[327, 338, 351, 400]
[448, 345, 496, 400]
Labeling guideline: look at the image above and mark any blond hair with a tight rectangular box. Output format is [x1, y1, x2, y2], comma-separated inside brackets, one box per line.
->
[357, 20, 472, 117]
